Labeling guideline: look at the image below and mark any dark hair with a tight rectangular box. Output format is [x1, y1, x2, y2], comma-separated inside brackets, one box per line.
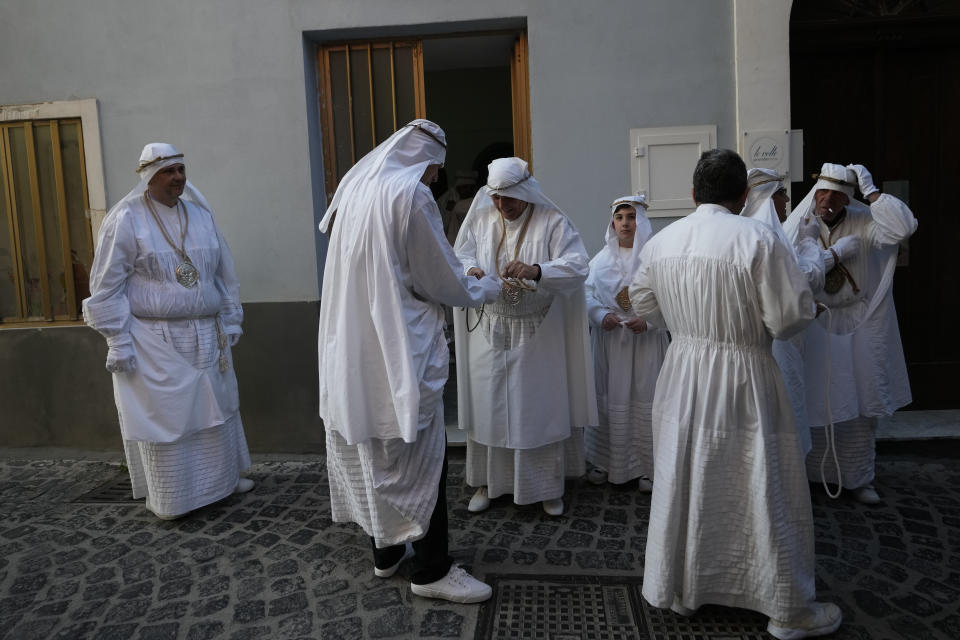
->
[692, 149, 747, 205]
[613, 203, 635, 214]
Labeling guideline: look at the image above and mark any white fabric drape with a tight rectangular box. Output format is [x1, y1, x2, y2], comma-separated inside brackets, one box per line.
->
[630, 204, 819, 622]
[317, 120, 499, 446]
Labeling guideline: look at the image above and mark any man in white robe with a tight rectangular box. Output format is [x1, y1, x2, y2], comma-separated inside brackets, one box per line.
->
[453, 157, 597, 516]
[318, 120, 500, 603]
[783, 163, 917, 504]
[742, 168, 825, 456]
[630, 149, 842, 639]
[84, 143, 252, 520]
[584, 195, 668, 490]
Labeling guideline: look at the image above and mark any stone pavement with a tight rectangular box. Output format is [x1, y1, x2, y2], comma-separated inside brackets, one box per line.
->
[0, 443, 958, 639]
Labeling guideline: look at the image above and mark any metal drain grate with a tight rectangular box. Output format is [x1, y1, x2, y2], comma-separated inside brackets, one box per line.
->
[475, 575, 770, 640]
[73, 471, 137, 503]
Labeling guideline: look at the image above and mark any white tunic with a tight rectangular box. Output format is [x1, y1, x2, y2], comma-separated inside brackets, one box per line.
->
[83, 196, 249, 516]
[630, 204, 819, 621]
[585, 244, 668, 483]
[787, 195, 916, 426]
[453, 205, 597, 450]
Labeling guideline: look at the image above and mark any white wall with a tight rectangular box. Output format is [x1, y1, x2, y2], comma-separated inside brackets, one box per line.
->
[1, 0, 742, 297]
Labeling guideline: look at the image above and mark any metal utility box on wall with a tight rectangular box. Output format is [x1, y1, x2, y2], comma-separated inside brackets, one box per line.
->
[629, 125, 717, 218]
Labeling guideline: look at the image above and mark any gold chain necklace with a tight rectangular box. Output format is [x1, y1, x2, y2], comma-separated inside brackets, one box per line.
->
[144, 192, 199, 288]
[495, 206, 536, 305]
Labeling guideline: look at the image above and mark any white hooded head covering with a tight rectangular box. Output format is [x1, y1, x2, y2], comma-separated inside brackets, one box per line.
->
[742, 168, 792, 252]
[319, 119, 445, 233]
[109, 143, 213, 216]
[586, 195, 653, 317]
[473, 157, 560, 211]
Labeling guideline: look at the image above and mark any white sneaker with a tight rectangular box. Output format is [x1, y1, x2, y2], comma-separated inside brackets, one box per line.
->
[542, 498, 564, 516]
[234, 478, 255, 494]
[468, 486, 490, 513]
[586, 468, 608, 485]
[637, 476, 653, 493]
[767, 602, 842, 640]
[411, 565, 492, 603]
[374, 543, 414, 578]
[853, 485, 880, 505]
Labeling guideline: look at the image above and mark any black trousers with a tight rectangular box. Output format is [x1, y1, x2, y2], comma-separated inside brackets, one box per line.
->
[370, 441, 453, 585]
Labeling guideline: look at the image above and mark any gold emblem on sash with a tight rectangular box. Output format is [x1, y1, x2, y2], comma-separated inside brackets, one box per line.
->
[824, 266, 845, 294]
[615, 286, 632, 312]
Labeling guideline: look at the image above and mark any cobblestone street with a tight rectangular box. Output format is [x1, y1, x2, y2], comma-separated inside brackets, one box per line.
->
[0, 444, 957, 639]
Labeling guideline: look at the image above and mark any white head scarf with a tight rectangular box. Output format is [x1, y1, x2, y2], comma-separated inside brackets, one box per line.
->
[742, 168, 792, 252]
[477, 156, 560, 209]
[783, 162, 856, 239]
[586, 195, 653, 317]
[605, 195, 653, 274]
[319, 119, 446, 233]
[108, 143, 213, 217]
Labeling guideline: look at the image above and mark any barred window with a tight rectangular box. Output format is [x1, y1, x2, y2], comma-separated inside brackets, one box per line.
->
[1, 119, 93, 323]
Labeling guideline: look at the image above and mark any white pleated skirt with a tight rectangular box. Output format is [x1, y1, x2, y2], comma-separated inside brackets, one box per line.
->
[465, 429, 585, 505]
[326, 412, 446, 548]
[805, 416, 876, 489]
[124, 413, 250, 517]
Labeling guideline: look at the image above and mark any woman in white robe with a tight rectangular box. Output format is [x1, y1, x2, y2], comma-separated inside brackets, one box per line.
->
[584, 195, 668, 489]
[453, 157, 597, 516]
[83, 143, 251, 520]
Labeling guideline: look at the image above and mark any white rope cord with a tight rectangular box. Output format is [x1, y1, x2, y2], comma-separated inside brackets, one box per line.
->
[817, 305, 843, 499]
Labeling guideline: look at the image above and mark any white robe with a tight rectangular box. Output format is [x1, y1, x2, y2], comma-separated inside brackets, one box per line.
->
[630, 204, 819, 622]
[785, 195, 916, 486]
[453, 204, 597, 502]
[585, 245, 668, 483]
[320, 184, 498, 544]
[83, 197, 249, 516]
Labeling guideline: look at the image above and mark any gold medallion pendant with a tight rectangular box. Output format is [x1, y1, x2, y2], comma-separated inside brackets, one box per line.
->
[615, 286, 632, 312]
[824, 266, 845, 294]
[175, 260, 199, 288]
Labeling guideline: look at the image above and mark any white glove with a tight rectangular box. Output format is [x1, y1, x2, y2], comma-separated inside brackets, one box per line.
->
[847, 164, 879, 198]
[228, 333, 240, 347]
[478, 274, 501, 304]
[106, 343, 137, 373]
[831, 235, 861, 262]
[798, 215, 821, 241]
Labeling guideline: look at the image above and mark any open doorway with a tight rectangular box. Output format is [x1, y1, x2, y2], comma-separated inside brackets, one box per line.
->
[315, 29, 531, 438]
[421, 33, 519, 438]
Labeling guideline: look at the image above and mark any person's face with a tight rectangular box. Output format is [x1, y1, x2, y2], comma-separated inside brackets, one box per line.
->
[772, 187, 790, 223]
[148, 163, 186, 203]
[491, 194, 528, 221]
[612, 206, 637, 247]
[420, 164, 441, 186]
[814, 189, 849, 224]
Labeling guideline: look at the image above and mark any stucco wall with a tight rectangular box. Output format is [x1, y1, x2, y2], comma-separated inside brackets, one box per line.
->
[1, 0, 737, 283]
[0, 0, 749, 449]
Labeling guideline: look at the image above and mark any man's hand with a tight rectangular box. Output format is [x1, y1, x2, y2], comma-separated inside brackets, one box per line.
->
[623, 317, 648, 334]
[502, 260, 540, 281]
[601, 313, 621, 331]
[466, 267, 485, 279]
[798, 215, 821, 241]
[847, 164, 879, 198]
[106, 344, 137, 373]
[228, 333, 240, 347]
[831, 235, 861, 262]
